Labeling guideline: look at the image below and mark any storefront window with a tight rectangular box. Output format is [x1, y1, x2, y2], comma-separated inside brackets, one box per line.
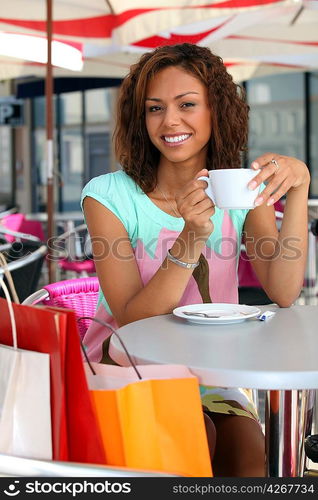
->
[32, 128, 57, 212]
[31, 86, 117, 212]
[32, 95, 60, 212]
[85, 88, 112, 123]
[33, 97, 46, 128]
[0, 126, 12, 207]
[247, 73, 305, 165]
[33, 96, 57, 127]
[59, 92, 82, 125]
[60, 127, 83, 211]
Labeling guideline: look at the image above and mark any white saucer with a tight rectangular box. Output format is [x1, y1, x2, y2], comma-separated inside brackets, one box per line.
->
[173, 303, 261, 325]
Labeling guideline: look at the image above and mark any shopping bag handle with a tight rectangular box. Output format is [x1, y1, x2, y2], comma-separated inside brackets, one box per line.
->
[78, 316, 142, 380]
[0, 277, 18, 349]
[0, 252, 20, 303]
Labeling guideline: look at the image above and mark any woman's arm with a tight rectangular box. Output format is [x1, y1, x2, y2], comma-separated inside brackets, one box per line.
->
[243, 153, 310, 307]
[83, 169, 214, 326]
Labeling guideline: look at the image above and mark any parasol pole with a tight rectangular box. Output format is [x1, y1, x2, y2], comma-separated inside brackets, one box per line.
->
[46, 0, 55, 283]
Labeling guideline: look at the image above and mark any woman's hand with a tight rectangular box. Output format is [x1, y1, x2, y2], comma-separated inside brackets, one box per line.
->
[247, 153, 310, 207]
[176, 168, 215, 237]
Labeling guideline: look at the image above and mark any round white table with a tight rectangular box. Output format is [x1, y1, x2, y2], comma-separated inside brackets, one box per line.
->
[109, 304, 318, 477]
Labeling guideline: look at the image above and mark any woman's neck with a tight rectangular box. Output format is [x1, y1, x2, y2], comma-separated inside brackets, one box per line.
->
[156, 159, 206, 192]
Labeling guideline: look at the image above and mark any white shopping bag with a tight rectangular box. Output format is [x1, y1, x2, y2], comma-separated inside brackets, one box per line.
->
[0, 278, 52, 460]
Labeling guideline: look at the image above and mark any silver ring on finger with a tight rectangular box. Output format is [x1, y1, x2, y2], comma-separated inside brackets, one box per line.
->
[270, 158, 280, 173]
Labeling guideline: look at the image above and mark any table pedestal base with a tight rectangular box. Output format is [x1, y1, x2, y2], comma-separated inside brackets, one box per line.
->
[265, 390, 315, 477]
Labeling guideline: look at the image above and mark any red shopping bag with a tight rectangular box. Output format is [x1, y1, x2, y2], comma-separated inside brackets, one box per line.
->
[49, 306, 105, 464]
[0, 299, 105, 465]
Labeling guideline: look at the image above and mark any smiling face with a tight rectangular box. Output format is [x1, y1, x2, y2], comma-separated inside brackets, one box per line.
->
[145, 66, 212, 170]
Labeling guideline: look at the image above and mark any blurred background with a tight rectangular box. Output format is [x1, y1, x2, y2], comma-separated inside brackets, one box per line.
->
[0, 0, 318, 215]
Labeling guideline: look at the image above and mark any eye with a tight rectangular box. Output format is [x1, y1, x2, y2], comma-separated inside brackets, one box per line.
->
[147, 105, 162, 113]
[181, 102, 195, 109]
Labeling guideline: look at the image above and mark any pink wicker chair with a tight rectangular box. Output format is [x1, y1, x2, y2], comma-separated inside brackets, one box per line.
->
[0, 213, 45, 242]
[22, 276, 99, 339]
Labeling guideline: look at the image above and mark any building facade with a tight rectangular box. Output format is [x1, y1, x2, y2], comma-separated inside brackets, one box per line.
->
[0, 71, 318, 214]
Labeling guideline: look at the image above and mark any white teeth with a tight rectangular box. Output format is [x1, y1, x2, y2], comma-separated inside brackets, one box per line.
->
[164, 134, 190, 143]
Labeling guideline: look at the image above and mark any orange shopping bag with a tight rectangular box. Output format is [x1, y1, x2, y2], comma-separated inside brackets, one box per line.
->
[44, 306, 106, 465]
[81, 320, 212, 477]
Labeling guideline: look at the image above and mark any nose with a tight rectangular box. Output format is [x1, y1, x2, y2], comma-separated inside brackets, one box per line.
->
[163, 106, 181, 127]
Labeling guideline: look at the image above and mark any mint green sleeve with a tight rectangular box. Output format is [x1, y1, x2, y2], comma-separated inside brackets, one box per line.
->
[80, 173, 136, 236]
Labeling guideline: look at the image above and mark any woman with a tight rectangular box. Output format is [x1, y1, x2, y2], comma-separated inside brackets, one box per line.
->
[81, 43, 310, 476]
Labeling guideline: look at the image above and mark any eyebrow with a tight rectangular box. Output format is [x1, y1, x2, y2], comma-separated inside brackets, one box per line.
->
[145, 91, 199, 102]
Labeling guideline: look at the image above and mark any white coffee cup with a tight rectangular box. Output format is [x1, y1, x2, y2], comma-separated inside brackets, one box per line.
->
[198, 168, 261, 209]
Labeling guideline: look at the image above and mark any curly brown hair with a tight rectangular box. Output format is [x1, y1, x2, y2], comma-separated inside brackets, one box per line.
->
[113, 43, 249, 193]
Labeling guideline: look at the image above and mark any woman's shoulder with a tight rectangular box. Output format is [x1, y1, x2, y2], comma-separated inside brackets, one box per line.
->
[81, 170, 141, 207]
[80, 169, 139, 237]
[82, 169, 135, 196]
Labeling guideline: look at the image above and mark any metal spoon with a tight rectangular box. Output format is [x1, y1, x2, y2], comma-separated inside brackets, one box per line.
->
[182, 311, 224, 318]
[182, 310, 251, 318]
